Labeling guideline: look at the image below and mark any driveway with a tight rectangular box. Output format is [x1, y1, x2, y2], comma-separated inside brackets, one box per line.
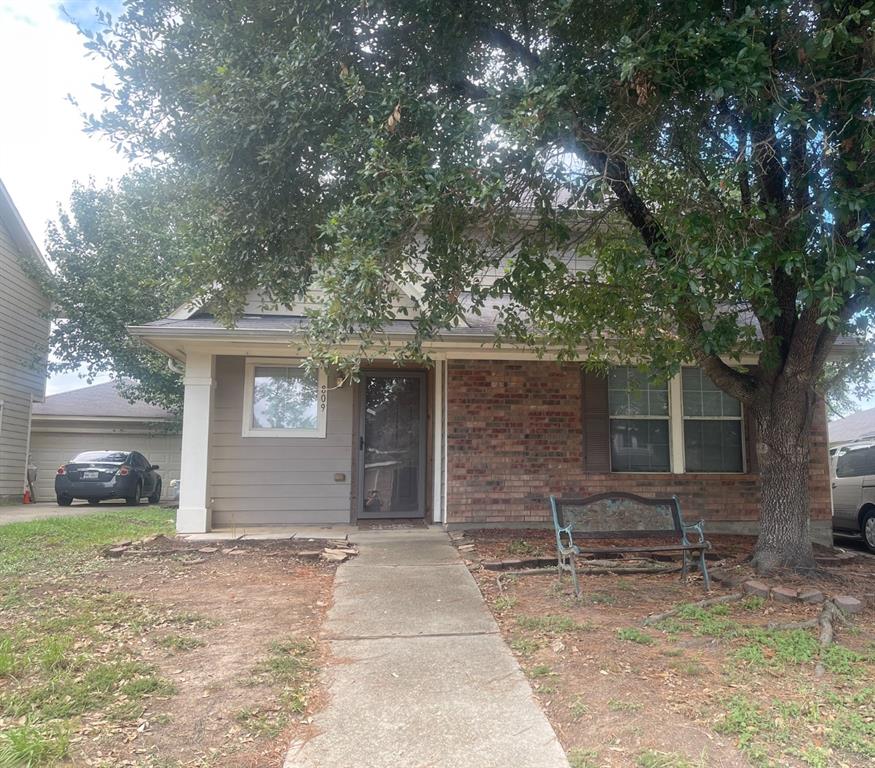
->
[0, 501, 131, 526]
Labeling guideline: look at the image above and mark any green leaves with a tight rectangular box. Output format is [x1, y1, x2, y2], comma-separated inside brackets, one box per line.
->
[61, 0, 873, 392]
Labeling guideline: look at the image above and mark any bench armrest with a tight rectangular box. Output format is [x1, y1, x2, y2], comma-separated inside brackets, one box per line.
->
[682, 520, 708, 546]
[556, 525, 577, 554]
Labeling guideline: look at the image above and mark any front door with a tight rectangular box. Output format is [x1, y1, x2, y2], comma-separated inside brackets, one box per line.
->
[358, 372, 426, 519]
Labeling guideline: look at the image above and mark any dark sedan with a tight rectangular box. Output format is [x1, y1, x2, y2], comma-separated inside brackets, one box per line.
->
[55, 450, 162, 506]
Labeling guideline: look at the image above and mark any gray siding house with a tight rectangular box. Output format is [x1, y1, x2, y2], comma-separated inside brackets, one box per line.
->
[0, 179, 50, 502]
[129, 288, 835, 541]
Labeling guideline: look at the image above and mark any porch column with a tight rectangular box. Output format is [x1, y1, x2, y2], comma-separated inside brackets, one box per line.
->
[432, 358, 446, 524]
[177, 351, 215, 533]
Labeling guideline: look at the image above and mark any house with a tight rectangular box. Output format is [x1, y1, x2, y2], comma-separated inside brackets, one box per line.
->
[828, 406, 875, 449]
[29, 381, 181, 502]
[129, 288, 834, 544]
[0, 179, 50, 503]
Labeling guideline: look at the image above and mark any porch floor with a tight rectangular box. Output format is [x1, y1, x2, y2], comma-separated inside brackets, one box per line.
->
[181, 522, 440, 542]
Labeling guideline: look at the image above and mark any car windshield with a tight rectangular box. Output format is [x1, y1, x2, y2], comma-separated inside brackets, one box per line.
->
[71, 451, 129, 464]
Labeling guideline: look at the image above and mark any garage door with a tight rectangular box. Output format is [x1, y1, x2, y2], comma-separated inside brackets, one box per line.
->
[29, 429, 182, 503]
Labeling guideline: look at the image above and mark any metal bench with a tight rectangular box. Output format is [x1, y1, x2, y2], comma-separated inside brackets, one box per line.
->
[549, 492, 711, 596]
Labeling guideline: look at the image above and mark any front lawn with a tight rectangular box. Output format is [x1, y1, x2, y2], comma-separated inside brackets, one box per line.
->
[465, 532, 875, 768]
[0, 509, 336, 767]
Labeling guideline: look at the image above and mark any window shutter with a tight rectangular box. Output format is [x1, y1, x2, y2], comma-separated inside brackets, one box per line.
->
[744, 406, 758, 474]
[581, 370, 611, 472]
[743, 366, 759, 474]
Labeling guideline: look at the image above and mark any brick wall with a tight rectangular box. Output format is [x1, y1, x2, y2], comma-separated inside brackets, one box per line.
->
[445, 360, 832, 540]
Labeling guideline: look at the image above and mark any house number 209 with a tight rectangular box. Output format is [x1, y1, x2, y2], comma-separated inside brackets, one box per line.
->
[320, 385, 328, 411]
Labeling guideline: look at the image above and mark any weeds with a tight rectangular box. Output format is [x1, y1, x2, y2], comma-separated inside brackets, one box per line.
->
[569, 697, 589, 720]
[507, 539, 542, 556]
[617, 627, 655, 645]
[510, 637, 540, 656]
[516, 615, 592, 634]
[636, 750, 700, 768]
[493, 595, 517, 613]
[158, 634, 206, 652]
[608, 699, 643, 712]
[567, 748, 599, 768]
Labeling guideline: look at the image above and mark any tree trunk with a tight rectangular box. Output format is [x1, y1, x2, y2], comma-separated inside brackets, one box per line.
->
[750, 380, 819, 574]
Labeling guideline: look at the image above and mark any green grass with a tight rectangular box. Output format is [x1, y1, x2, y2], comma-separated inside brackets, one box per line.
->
[617, 627, 655, 645]
[516, 614, 592, 634]
[741, 596, 766, 612]
[567, 748, 600, 768]
[510, 637, 540, 656]
[569, 697, 589, 720]
[157, 634, 207, 652]
[608, 698, 643, 712]
[714, 690, 875, 766]
[236, 638, 319, 738]
[0, 722, 70, 768]
[733, 628, 820, 668]
[493, 595, 518, 612]
[0, 508, 177, 766]
[529, 664, 554, 678]
[0, 507, 174, 576]
[636, 750, 701, 768]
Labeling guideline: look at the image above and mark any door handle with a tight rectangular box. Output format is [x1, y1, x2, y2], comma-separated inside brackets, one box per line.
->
[359, 436, 364, 451]
[831, 482, 837, 488]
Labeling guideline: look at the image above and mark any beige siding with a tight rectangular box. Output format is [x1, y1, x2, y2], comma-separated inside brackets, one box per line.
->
[29, 420, 181, 502]
[0, 220, 49, 500]
[208, 356, 354, 526]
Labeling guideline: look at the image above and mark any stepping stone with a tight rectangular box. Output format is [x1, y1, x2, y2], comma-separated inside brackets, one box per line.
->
[771, 586, 798, 603]
[197, 546, 218, 554]
[834, 595, 863, 615]
[322, 550, 348, 562]
[743, 580, 770, 597]
[798, 589, 825, 604]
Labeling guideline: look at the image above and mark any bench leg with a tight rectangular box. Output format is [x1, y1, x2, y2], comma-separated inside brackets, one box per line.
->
[698, 550, 711, 591]
[680, 549, 689, 583]
[569, 555, 580, 598]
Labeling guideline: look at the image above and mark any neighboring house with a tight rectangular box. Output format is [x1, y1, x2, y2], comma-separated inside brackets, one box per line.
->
[828, 406, 875, 448]
[29, 381, 181, 502]
[129, 288, 834, 544]
[0, 179, 50, 503]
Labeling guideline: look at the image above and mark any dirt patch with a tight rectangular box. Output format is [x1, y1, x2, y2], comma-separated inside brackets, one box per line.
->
[461, 530, 875, 768]
[68, 540, 338, 767]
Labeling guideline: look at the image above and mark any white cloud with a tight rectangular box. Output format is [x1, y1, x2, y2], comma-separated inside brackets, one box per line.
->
[0, 0, 130, 249]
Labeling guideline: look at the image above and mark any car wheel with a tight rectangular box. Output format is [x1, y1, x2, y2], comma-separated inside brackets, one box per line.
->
[863, 510, 875, 554]
[87, 498, 100, 506]
[147, 481, 162, 505]
[126, 481, 143, 506]
[57, 494, 73, 507]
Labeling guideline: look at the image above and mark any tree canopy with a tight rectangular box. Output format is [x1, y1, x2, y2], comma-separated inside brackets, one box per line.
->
[43, 170, 197, 410]
[72, 0, 874, 570]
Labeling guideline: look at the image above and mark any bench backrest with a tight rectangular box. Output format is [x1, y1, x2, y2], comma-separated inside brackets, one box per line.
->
[550, 492, 684, 539]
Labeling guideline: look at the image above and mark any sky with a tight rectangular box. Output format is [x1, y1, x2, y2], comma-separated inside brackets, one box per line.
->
[0, 0, 127, 394]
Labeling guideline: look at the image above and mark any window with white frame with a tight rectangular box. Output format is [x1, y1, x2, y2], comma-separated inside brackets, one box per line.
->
[608, 367, 671, 472]
[242, 360, 327, 437]
[681, 367, 743, 472]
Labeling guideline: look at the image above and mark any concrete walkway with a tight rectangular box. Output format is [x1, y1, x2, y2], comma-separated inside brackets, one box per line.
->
[284, 529, 569, 768]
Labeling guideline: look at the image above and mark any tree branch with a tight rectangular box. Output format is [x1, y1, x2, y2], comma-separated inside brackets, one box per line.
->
[477, 24, 541, 69]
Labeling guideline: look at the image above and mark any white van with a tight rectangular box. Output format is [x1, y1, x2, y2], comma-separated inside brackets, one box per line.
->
[832, 442, 875, 552]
